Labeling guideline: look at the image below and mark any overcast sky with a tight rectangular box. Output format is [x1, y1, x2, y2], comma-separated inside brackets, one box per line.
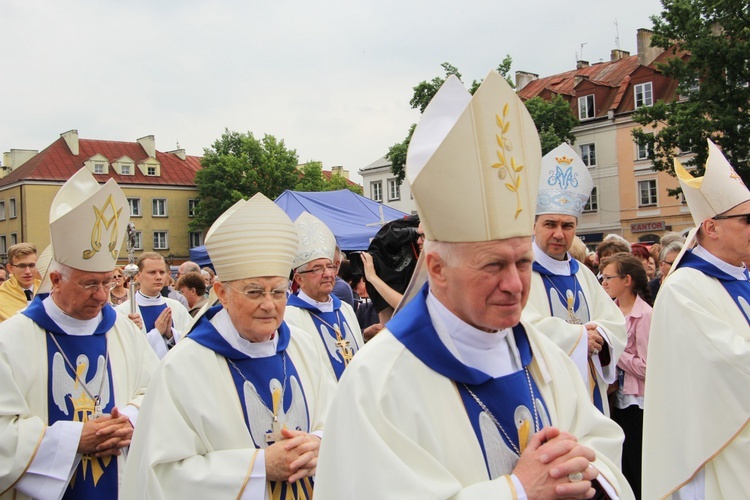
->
[1, 0, 663, 183]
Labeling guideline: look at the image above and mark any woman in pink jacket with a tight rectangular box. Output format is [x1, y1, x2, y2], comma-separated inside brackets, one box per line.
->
[600, 252, 652, 499]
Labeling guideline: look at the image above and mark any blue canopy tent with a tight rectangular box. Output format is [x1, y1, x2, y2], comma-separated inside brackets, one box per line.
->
[189, 190, 409, 266]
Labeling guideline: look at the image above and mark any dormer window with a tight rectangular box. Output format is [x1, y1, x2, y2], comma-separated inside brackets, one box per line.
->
[94, 163, 105, 174]
[112, 156, 135, 175]
[83, 154, 110, 175]
[148, 166, 157, 176]
[578, 95, 595, 120]
[121, 164, 131, 175]
[137, 158, 161, 177]
[634, 82, 653, 108]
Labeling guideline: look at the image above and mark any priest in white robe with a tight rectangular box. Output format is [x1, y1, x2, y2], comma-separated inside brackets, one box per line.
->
[643, 140, 750, 499]
[316, 71, 632, 499]
[122, 194, 335, 500]
[0, 168, 159, 500]
[524, 143, 626, 415]
[284, 212, 364, 381]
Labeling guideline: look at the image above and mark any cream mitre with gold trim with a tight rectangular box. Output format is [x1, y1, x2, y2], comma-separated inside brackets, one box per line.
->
[49, 167, 129, 272]
[676, 139, 750, 226]
[204, 193, 299, 281]
[536, 143, 593, 218]
[292, 211, 337, 270]
[406, 70, 541, 242]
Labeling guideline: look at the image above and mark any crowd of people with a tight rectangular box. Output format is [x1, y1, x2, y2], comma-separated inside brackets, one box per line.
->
[0, 69, 749, 500]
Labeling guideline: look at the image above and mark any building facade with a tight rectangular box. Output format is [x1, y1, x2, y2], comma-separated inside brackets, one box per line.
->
[0, 130, 203, 265]
[358, 156, 417, 215]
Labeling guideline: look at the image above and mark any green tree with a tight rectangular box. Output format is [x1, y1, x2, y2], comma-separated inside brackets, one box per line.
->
[387, 57, 575, 182]
[632, 0, 750, 193]
[295, 161, 327, 192]
[191, 129, 299, 230]
[325, 172, 364, 195]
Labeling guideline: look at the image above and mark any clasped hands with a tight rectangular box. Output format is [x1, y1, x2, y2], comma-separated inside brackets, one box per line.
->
[265, 428, 321, 483]
[77, 407, 133, 457]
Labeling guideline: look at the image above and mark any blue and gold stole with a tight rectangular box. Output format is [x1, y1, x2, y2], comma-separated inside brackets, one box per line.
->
[190, 308, 313, 499]
[22, 297, 118, 500]
[678, 250, 750, 325]
[286, 294, 360, 380]
[533, 259, 591, 323]
[388, 285, 551, 478]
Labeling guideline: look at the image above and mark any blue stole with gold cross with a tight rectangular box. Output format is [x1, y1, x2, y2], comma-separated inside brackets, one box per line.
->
[23, 298, 118, 500]
[190, 307, 314, 499]
[387, 285, 550, 478]
[286, 294, 360, 380]
[678, 250, 750, 325]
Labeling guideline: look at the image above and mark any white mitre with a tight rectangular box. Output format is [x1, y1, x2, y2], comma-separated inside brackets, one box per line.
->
[204, 193, 298, 281]
[536, 143, 593, 218]
[292, 211, 336, 269]
[676, 139, 750, 226]
[406, 70, 541, 242]
[50, 167, 129, 271]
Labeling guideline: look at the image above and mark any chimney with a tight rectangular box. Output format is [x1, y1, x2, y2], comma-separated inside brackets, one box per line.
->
[515, 71, 539, 92]
[167, 148, 186, 160]
[637, 28, 664, 66]
[61, 129, 79, 156]
[576, 60, 590, 69]
[137, 135, 156, 158]
[2, 149, 38, 170]
[330, 165, 350, 179]
[610, 49, 630, 62]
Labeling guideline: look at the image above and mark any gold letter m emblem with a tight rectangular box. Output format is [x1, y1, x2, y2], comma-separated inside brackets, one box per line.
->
[83, 195, 123, 260]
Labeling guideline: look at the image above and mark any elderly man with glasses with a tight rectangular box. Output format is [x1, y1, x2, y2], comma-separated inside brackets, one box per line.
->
[0, 242, 41, 322]
[643, 141, 750, 499]
[0, 168, 158, 499]
[122, 194, 335, 499]
[284, 212, 364, 381]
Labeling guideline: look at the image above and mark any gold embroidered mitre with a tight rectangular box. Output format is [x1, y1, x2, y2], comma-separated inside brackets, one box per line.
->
[292, 211, 337, 269]
[204, 193, 298, 281]
[676, 139, 750, 226]
[49, 167, 129, 272]
[406, 70, 541, 242]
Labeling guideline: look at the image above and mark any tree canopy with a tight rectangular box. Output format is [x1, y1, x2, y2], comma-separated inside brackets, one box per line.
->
[191, 129, 299, 230]
[632, 0, 750, 192]
[387, 57, 578, 182]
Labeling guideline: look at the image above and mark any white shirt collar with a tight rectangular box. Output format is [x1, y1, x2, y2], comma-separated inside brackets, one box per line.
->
[693, 245, 749, 280]
[426, 290, 522, 378]
[43, 296, 102, 336]
[136, 291, 166, 306]
[532, 240, 573, 276]
[296, 289, 334, 313]
[210, 308, 278, 358]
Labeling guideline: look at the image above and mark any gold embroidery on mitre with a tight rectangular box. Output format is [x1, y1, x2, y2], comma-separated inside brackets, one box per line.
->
[83, 195, 123, 260]
[491, 102, 526, 219]
[555, 156, 574, 165]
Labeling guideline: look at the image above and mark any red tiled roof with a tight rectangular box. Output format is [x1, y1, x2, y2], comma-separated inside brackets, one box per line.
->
[0, 136, 202, 188]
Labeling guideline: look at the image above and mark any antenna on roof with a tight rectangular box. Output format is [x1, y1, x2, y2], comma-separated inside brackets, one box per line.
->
[578, 42, 588, 61]
[614, 19, 621, 50]
[176, 139, 181, 149]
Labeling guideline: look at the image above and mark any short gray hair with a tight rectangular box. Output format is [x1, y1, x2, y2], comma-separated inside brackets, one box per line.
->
[47, 260, 73, 281]
[422, 240, 464, 268]
[660, 241, 683, 261]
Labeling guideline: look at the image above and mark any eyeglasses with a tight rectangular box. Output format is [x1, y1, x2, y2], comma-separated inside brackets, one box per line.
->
[9, 263, 36, 270]
[713, 212, 750, 224]
[228, 284, 289, 302]
[600, 274, 622, 282]
[297, 264, 336, 276]
[660, 260, 674, 266]
[74, 280, 117, 293]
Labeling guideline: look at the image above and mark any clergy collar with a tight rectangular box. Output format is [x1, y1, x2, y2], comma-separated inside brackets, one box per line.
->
[693, 245, 749, 281]
[210, 308, 279, 358]
[21, 295, 115, 336]
[44, 296, 102, 336]
[136, 291, 166, 306]
[533, 240, 573, 276]
[295, 289, 335, 313]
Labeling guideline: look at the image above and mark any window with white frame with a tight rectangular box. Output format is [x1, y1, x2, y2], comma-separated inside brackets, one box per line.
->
[371, 181, 383, 203]
[147, 166, 157, 176]
[387, 178, 400, 201]
[580, 143, 596, 167]
[10, 233, 17, 246]
[133, 231, 143, 250]
[0, 235, 6, 255]
[128, 198, 141, 217]
[121, 164, 132, 175]
[583, 186, 598, 212]
[634, 82, 653, 108]
[9, 198, 16, 219]
[188, 199, 198, 218]
[153, 231, 168, 250]
[636, 134, 653, 161]
[578, 95, 595, 120]
[189, 231, 203, 248]
[638, 179, 658, 207]
[94, 163, 105, 174]
[0, 201, 5, 221]
[152, 199, 167, 217]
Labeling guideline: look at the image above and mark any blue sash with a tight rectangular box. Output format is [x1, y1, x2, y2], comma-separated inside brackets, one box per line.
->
[189, 308, 313, 498]
[22, 298, 119, 499]
[678, 251, 750, 325]
[387, 285, 550, 478]
[139, 303, 168, 331]
[287, 294, 360, 380]
[533, 259, 591, 323]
